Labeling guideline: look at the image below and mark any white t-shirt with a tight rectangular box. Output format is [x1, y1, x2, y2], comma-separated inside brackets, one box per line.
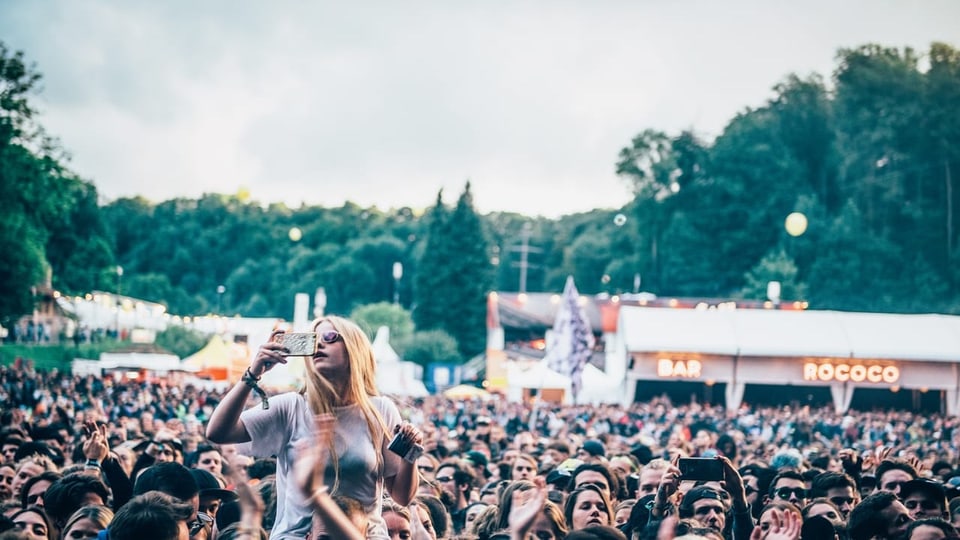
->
[240, 392, 403, 540]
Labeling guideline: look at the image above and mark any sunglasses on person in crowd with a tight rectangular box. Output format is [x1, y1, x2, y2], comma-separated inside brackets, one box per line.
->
[436, 475, 454, 483]
[189, 512, 213, 537]
[774, 487, 807, 500]
[318, 330, 341, 344]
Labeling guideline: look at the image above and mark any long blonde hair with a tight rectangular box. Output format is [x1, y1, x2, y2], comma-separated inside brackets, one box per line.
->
[301, 316, 390, 493]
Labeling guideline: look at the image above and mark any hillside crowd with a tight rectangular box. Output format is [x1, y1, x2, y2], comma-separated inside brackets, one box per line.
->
[2, 357, 960, 540]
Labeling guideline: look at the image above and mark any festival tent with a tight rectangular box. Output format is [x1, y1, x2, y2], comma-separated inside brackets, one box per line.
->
[182, 335, 250, 382]
[505, 361, 622, 405]
[372, 326, 428, 397]
[442, 384, 491, 399]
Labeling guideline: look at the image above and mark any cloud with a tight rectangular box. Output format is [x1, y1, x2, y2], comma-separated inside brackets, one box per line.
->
[3, 0, 959, 217]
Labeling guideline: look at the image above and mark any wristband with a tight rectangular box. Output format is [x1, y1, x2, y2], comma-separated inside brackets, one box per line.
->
[85, 459, 101, 469]
[241, 368, 270, 410]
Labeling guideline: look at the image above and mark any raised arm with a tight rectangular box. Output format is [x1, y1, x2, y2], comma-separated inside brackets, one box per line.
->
[206, 332, 288, 444]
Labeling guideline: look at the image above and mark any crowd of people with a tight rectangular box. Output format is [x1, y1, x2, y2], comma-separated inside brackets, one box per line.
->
[1, 315, 960, 540]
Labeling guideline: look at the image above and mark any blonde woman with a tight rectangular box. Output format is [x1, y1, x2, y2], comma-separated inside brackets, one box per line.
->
[207, 316, 422, 540]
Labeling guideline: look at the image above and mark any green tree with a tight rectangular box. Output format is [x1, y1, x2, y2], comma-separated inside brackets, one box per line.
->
[350, 302, 415, 343]
[414, 184, 493, 358]
[396, 329, 461, 367]
[739, 248, 807, 302]
[155, 325, 209, 359]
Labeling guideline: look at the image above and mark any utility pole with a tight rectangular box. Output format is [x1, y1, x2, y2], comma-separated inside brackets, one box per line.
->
[510, 223, 542, 293]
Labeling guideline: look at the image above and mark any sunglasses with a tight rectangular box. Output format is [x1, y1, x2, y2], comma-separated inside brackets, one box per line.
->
[418, 465, 436, 473]
[775, 487, 808, 500]
[436, 475, 454, 483]
[189, 512, 213, 536]
[318, 330, 341, 344]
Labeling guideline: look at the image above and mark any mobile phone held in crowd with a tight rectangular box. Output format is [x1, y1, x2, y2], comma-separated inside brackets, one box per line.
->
[678, 457, 724, 481]
[388, 432, 424, 464]
[279, 332, 318, 356]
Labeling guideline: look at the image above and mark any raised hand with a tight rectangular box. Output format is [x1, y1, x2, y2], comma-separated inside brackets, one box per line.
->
[762, 509, 801, 540]
[293, 414, 335, 501]
[508, 480, 548, 538]
[251, 330, 290, 377]
[82, 421, 109, 463]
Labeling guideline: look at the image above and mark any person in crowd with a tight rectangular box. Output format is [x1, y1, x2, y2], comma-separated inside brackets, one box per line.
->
[766, 471, 808, 509]
[637, 459, 670, 499]
[207, 317, 422, 539]
[1, 438, 23, 465]
[739, 464, 775, 521]
[11, 456, 58, 504]
[899, 479, 949, 521]
[542, 442, 572, 470]
[948, 498, 960, 530]
[754, 500, 801, 538]
[381, 500, 412, 540]
[189, 445, 224, 477]
[463, 501, 489, 532]
[577, 440, 607, 464]
[41, 473, 110, 531]
[875, 460, 919, 498]
[510, 454, 538, 483]
[109, 491, 195, 540]
[415, 495, 448, 540]
[849, 491, 914, 540]
[435, 460, 474, 532]
[613, 499, 634, 526]
[801, 498, 845, 532]
[569, 463, 619, 506]
[416, 454, 440, 484]
[10, 506, 53, 540]
[564, 484, 614, 532]
[60, 505, 113, 540]
[0, 464, 14, 502]
[811, 471, 860, 521]
[903, 518, 958, 540]
[21, 472, 61, 509]
[189, 468, 237, 520]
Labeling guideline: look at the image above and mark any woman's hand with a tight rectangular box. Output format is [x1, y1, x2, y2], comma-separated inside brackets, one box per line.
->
[250, 330, 289, 377]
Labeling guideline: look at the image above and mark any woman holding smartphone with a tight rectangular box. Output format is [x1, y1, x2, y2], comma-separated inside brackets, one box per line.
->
[207, 316, 422, 540]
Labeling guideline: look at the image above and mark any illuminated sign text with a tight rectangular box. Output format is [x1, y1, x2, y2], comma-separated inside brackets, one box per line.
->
[658, 358, 702, 378]
[803, 362, 899, 384]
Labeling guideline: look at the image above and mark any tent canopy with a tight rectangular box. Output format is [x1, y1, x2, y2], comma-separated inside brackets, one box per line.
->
[372, 326, 428, 397]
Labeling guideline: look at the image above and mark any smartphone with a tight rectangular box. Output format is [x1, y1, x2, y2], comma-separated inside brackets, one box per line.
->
[279, 332, 317, 356]
[388, 432, 424, 463]
[678, 457, 724, 481]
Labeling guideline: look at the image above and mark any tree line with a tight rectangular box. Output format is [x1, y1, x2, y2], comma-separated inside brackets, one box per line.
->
[2, 41, 959, 363]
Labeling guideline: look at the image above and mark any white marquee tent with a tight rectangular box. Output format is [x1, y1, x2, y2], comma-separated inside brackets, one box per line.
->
[372, 327, 428, 397]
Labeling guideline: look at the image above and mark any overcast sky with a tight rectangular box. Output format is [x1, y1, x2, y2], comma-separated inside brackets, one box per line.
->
[3, 1, 959, 217]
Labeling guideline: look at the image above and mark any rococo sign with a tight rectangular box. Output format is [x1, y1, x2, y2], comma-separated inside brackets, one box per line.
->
[803, 361, 899, 384]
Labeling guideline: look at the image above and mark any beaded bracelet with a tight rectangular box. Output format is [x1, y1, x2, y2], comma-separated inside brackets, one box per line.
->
[242, 368, 270, 410]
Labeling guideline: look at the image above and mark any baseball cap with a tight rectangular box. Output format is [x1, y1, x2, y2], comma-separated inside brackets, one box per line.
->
[465, 451, 488, 468]
[581, 439, 606, 458]
[900, 478, 947, 505]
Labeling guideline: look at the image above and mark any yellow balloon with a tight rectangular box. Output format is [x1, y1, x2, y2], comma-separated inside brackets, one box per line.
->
[288, 227, 303, 242]
[785, 212, 808, 237]
[236, 186, 251, 202]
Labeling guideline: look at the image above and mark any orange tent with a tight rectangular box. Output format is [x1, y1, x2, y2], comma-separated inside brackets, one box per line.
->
[182, 335, 250, 381]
